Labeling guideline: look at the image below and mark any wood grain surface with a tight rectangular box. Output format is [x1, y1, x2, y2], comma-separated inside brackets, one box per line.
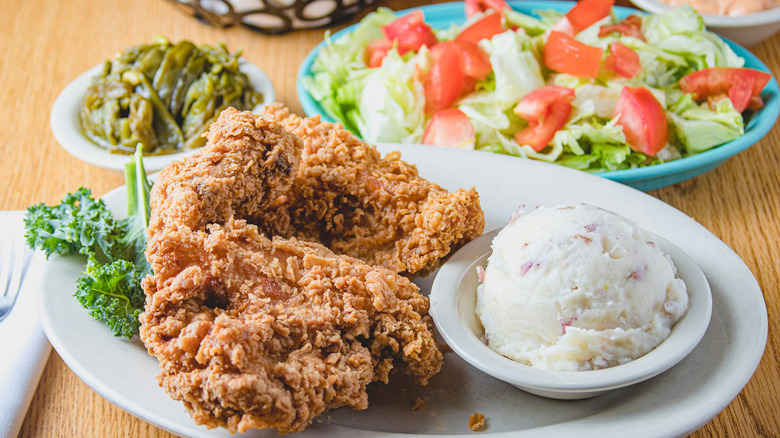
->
[1, 0, 777, 436]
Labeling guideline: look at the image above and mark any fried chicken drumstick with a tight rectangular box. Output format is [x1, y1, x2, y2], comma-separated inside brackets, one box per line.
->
[141, 108, 471, 434]
[256, 104, 485, 277]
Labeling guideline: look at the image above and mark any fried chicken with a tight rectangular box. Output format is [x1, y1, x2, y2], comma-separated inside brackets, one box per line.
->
[141, 108, 444, 434]
[255, 104, 485, 277]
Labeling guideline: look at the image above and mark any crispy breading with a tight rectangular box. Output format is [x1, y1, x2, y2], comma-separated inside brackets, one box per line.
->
[256, 104, 485, 277]
[468, 412, 486, 431]
[141, 108, 446, 434]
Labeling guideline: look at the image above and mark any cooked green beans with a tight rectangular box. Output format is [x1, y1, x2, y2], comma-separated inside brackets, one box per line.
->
[80, 37, 264, 155]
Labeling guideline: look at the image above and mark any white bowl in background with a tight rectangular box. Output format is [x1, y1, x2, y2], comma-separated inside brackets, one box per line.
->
[631, 0, 780, 46]
[430, 227, 713, 400]
[50, 59, 275, 172]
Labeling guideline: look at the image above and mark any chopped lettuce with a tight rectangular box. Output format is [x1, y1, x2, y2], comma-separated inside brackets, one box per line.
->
[478, 31, 545, 105]
[668, 94, 744, 153]
[504, 9, 548, 36]
[301, 8, 397, 133]
[642, 5, 743, 72]
[355, 50, 427, 143]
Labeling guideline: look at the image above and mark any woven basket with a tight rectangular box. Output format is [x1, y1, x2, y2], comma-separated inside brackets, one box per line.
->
[168, 0, 380, 33]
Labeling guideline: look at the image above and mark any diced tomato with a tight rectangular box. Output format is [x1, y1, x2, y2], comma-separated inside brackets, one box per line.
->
[366, 11, 439, 68]
[465, 0, 509, 18]
[456, 12, 505, 44]
[422, 109, 476, 149]
[424, 42, 466, 114]
[383, 10, 438, 51]
[461, 76, 477, 97]
[513, 86, 576, 152]
[453, 40, 492, 80]
[565, 0, 614, 34]
[365, 38, 393, 68]
[514, 86, 576, 123]
[613, 87, 668, 156]
[515, 102, 572, 152]
[543, 31, 604, 78]
[604, 42, 641, 79]
[599, 15, 644, 41]
[679, 67, 772, 113]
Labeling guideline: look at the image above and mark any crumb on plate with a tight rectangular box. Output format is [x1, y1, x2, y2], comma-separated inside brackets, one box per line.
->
[468, 412, 486, 431]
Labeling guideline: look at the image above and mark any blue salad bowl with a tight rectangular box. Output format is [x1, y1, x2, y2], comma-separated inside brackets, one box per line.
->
[297, 1, 779, 191]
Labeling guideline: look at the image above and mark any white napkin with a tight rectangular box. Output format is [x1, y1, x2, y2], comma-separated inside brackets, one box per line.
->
[0, 211, 52, 438]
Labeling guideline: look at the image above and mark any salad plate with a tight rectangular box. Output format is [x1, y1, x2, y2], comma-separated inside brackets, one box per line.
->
[297, 1, 780, 191]
[39, 142, 767, 437]
[50, 59, 275, 172]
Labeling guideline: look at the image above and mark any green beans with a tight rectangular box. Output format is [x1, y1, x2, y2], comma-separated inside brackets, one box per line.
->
[80, 37, 264, 155]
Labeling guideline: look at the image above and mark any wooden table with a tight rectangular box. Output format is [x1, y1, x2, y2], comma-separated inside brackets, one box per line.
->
[2, 0, 777, 436]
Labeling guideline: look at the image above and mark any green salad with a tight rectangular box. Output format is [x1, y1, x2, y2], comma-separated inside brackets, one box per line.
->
[302, 2, 770, 173]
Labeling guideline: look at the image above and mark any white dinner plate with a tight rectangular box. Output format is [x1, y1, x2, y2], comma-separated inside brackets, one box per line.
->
[50, 58, 275, 172]
[39, 143, 767, 437]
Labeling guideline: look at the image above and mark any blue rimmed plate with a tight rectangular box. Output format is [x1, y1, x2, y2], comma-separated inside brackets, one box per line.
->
[297, 1, 779, 191]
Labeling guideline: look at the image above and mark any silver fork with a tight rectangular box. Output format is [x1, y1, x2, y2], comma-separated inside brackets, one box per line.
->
[0, 229, 33, 323]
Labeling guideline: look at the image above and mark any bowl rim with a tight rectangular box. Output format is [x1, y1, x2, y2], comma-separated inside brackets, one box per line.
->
[50, 58, 276, 172]
[631, 0, 780, 27]
[429, 225, 713, 394]
[296, 0, 780, 190]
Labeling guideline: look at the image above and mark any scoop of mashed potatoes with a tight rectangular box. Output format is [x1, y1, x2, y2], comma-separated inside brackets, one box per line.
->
[475, 204, 688, 371]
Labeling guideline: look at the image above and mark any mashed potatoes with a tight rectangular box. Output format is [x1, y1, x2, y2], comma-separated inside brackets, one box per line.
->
[475, 204, 688, 371]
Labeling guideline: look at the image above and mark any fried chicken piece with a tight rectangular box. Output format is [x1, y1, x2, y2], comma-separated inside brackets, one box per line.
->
[141, 108, 442, 434]
[256, 104, 485, 277]
[145, 107, 300, 234]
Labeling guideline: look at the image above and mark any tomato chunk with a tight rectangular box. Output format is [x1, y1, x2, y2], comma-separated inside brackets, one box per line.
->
[604, 42, 641, 79]
[366, 11, 439, 68]
[454, 40, 492, 80]
[565, 0, 614, 33]
[365, 38, 393, 68]
[424, 42, 466, 114]
[461, 76, 478, 97]
[383, 10, 438, 51]
[456, 12, 505, 44]
[465, 0, 509, 18]
[544, 31, 604, 78]
[422, 109, 476, 149]
[513, 86, 576, 152]
[514, 86, 576, 123]
[599, 15, 644, 41]
[679, 67, 772, 113]
[613, 87, 668, 156]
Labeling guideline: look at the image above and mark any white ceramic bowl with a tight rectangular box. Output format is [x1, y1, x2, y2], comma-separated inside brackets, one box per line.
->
[430, 227, 713, 400]
[631, 0, 780, 46]
[50, 59, 275, 172]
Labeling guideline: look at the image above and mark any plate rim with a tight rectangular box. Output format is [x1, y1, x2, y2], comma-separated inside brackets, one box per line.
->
[295, 0, 780, 191]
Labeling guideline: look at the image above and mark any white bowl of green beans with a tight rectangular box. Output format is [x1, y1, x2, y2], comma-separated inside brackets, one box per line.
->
[51, 38, 276, 172]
